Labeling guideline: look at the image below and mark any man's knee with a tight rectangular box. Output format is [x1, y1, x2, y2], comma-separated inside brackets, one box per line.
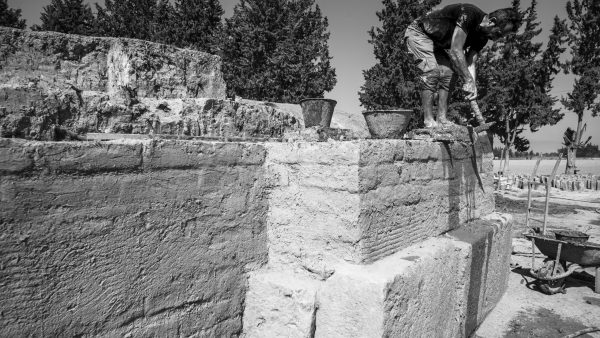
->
[438, 66, 454, 91]
[419, 69, 439, 92]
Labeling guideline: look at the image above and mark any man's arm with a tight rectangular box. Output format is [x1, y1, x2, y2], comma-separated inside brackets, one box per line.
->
[466, 49, 478, 81]
[448, 27, 477, 100]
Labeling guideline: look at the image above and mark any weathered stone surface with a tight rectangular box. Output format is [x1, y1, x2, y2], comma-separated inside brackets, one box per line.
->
[265, 137, 495, 268]
[316, 237, 470, 338]
[0, 139, 269, 337]
[0, 28, 302, 140]
[237, 98, 370, 138]
[359, 139, 495, 262]
[243, 270, 319, 338]
[447, 213, 513, 334]
[314, 213, 512, 338]
[0, 27, 225, 98]
[1, 135, 504, 337]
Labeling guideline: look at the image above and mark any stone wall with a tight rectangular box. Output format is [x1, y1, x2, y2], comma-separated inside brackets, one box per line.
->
[0, 28, 300, 140]
[244, 133, 509, 338]
[0, 27, 225, 99]
[0, 138, 268, 337]
[1, 133, 507, 337]
[265, 134, 495, 271]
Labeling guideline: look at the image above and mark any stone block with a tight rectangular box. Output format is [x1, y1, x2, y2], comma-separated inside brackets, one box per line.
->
[267, 185, 362, 267]
[266, 141, 360, 165]
[315, 238, 471, 338]
[143, 139, 267, 169]
[315, 213, 512, 338]
[243, 270, 319, 338]
[265, 139, 495, 267]
[33, 141, 144, 173]
[359, 139, 405, 165]
[446, 213, 513, 334]
[0, 27, 225, 99]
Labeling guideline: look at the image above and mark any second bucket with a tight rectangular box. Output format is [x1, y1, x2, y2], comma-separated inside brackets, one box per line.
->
[299, 98, 337, 128]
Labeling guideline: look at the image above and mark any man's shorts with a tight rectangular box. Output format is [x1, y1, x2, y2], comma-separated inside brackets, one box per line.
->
[404, 22, 454, 91]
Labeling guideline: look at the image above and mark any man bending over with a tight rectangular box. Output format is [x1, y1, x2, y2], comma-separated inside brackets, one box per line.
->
[405, 4, 520, 128]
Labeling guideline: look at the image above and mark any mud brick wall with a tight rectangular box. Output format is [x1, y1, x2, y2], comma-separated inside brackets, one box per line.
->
[265, 135, 495, 269]
[0, 139, 267, 337]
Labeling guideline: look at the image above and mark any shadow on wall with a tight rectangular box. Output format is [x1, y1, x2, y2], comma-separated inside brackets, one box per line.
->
[441, 138, 495, 336]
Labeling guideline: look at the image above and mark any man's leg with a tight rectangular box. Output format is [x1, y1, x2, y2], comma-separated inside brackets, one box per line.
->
[420, 71, 438, 128]
[436, 51, 455, 126]
[405, 23, 439, 128]
[437, 88, 450, 124]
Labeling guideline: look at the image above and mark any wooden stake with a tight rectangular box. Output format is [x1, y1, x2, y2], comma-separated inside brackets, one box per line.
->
[594, 266, 600, 293]
[531, 238, 536, 271]
[552, 243, 563, 277]
[544, 155, 563, 235]
[526, 158, 542, 230]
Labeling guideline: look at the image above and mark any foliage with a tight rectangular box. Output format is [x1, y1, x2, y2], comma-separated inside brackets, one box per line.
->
[0, 0, 26, 29]
[560, 0, 600, 172]
[38, 0, 225, 55]
[95, 0, 174, 42]
[34, 0, 95, 35]
[359, 0, 441, 127]
[170, 0, 224, 54]
[559, 143, 600, 158]
[562, 0, 600, 118]
[473, 0, 566, 153]
[222, 0, 336, 103]
[562, 125, 591, 148]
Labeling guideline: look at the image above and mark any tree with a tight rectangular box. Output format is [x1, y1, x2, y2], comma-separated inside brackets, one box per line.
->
[95, 0, 174, 43]
[359, 0, 440, 127]
[474, 0, 566, 173]
[34, 0, 95, 35]
[561, 0, 600, 174]
[0, 0, 26, 29]
[222, 0, 336, 103]
[171, 0, 224, 54]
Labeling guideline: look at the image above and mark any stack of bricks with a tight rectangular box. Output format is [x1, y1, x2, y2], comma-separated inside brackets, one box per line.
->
[500, 174, 600, 192]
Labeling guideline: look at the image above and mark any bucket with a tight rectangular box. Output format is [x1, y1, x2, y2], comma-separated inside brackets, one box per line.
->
[299, 98, 337, 128]
[363, 109, 413, 139]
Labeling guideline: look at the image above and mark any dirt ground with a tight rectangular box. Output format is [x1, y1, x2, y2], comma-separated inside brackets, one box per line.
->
[474, 188, 600, 338]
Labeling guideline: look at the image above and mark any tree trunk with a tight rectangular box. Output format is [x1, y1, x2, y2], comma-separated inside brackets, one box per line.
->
[502, 118, 510, 174]
[566, 112, 584, 174]
[499, 146, 506, 174]
[566, 146, 576, 174]
[503, 144, 510, 174]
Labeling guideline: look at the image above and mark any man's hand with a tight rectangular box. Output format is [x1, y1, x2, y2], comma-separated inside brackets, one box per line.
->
[463, 79, 477, 100]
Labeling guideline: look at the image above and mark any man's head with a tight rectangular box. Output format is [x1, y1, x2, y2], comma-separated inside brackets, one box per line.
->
[480, 8, 521, 40]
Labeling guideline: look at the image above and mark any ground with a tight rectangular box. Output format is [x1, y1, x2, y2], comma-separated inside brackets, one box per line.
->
[475, 188, 600, 338]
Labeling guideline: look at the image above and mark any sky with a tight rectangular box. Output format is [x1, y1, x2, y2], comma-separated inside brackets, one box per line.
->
[8, 0, 600, 153]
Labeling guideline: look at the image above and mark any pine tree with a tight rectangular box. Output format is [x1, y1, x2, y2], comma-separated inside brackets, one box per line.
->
[0, 0, 26, 29]
[561, 0, 600, 174]
[470, 0, 566, 172]
[34, 0, 95, 35]
[172, 0, 224, 54]
[222, 0, 336, 103]
[95, 0, 174, 43]
[359, 0, 441, 127]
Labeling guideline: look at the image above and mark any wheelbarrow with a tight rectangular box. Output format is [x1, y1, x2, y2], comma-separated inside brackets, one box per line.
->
[524, 230, 600, 295]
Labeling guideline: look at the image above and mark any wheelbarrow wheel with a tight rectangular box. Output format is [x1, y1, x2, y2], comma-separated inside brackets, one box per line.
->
[536, 259, 567, 295]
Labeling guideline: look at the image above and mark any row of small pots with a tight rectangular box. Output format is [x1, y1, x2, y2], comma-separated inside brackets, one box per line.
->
[300, 98, 412, 139]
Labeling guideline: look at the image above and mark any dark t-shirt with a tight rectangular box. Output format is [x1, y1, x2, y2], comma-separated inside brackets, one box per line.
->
[417, 3, 488, 52]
